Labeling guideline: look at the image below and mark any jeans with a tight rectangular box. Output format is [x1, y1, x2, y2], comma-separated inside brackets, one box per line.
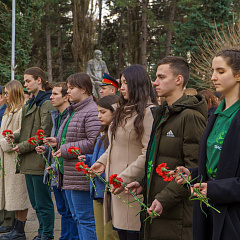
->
[53, 187, 79, 240]
[65, 190, 97, 240]
[25, 174, 54, 239]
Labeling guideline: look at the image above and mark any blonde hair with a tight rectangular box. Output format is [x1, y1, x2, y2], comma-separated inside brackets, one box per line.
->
[184, 88, 198, 96]
[4, 80, 25, 115]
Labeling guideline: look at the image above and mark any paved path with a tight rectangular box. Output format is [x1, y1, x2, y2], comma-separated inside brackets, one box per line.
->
[0, 192, 61, 240]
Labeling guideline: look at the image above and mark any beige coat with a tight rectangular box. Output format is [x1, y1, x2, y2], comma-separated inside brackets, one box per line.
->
[0, 109, 30, 211]
[97, 105, 154, 231]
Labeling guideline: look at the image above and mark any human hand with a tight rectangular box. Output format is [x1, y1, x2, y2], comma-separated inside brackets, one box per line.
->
[169, 166, 191, 184]
[78, 155, 86, 162]
[89, 162, 105, 178]
[12, 145, 20, 155]
[111, 185, 124, 195]
[46, 166, 54, 174]
[125, 181, 143, 195]
[147, 199, 163, 218]
[35, 146, 46, 155]
[52, 149, 61, 158]
[5, 134, 14, 144]
[43, 137, 57, 147]
[191, 182, 207, 197]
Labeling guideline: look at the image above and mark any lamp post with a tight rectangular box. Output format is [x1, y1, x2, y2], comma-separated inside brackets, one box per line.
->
[11, 0, 16, 81]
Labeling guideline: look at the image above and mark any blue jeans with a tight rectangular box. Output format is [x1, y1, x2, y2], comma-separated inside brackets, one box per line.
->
[53, 187, 79, 240]
[65, 190, 97, 240]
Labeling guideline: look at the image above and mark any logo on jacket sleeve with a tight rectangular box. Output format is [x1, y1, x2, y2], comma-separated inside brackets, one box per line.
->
[166, 130, 175, 137]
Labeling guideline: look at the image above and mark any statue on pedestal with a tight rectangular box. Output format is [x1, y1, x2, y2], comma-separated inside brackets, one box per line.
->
[86, 50, 109, 98]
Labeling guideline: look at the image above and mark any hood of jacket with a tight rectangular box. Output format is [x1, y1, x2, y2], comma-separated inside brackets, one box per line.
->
[27, 90, 52, 108]
[152, 94, 208, 122]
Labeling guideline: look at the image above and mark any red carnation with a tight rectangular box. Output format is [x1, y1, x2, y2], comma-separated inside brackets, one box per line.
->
[156, 163, 174, 182]
[68, 146, 81, 156]
[36, 130, 45, 140]
[2, 130, 13, 137]
[75, 161, 89, 174]
[28, 137, 38, 146]
[109, 174, 123, 189]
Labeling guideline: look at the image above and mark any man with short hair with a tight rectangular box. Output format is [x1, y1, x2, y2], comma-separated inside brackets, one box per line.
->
[100, 73, 119, 98]
[36, 82, 79, 240]
[127, 56, 208, 240]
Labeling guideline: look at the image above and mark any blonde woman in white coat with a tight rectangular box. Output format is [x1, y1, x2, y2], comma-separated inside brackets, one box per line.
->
[0, 80, 30, 240]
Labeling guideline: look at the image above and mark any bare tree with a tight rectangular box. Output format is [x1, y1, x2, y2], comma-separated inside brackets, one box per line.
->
[46, 2, 53, 83]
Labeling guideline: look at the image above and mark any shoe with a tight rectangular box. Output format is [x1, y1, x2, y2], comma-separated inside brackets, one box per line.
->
[0, 219, 26, 240]
[32, 233, 41, 240]
[40, 235, 53, 240]
[0, 226, 10, 233]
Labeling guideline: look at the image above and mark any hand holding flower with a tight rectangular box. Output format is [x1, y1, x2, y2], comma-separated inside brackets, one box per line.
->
[35, 146, 46, 155]
[147, 199, 163, 218]
[46, 166, 53, 174]
[12, 145, 20, 155]
[169, 166, 191, 184]
[4, 133, 14, 144]
[53, 149, 61, 158]
[90, 162, 105, 178]
[43, 137, 57, 148]
[78, 155, 86, 161]
[125, 181, 143, 195]
[191, 182, 207, 197]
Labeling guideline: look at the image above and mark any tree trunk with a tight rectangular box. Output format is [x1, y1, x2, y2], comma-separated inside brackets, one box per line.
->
[98, 0, 102, 49]
[57, 3, 63, 82]
[46, 3, 53, 83]
[164, 0, 176, 57]
[117, 8, 123, 77]
[141, 0, 148, 69]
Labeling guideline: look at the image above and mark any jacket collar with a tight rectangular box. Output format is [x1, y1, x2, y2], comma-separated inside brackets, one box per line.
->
[68, 96, 94, 114]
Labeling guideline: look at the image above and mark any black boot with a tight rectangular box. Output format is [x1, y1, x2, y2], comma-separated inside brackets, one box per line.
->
[0, 219, 26, 240]
[40, 235, 53, 240]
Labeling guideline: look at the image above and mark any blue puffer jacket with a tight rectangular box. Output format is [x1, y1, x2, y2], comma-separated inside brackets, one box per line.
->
[85, 135, 107, 199]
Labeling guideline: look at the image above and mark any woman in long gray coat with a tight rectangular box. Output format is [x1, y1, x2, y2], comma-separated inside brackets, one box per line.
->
[0, 80, 30, 240]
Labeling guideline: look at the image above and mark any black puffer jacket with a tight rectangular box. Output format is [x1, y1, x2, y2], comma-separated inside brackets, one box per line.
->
[141, 94, 208, 240]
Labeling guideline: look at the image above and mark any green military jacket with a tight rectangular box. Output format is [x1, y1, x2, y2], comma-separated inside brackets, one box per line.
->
[14, 90, 55, 175]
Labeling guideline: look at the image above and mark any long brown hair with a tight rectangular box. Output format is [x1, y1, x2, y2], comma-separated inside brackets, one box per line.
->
[111, 64, 157, 140]
[199, 89, 218, 110]
[24, 67, 53, 91]
[4, 80, 25, 115]
[94, 95, 119, 149]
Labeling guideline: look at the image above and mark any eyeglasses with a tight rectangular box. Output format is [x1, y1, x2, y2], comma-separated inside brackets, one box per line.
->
[3, 92, 8, 96]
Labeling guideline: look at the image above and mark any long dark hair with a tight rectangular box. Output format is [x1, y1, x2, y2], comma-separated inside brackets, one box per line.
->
[94, 95, 119, 149]
[24, 67, 53, 91]
[111, 64, 157, 140]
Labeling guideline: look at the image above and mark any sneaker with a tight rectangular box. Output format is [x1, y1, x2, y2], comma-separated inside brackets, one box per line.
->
[0, 226, 11, 233]
[32, 233, 41, 240]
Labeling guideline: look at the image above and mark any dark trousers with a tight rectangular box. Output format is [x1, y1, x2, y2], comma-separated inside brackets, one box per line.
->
[25, 174, 55, 239]
[115, 229, 140, 240]
[0, 210, 14, 228]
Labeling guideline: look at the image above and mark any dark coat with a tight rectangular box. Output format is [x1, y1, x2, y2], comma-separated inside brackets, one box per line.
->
[141, 94, 208, 240]
[192, 109, 240, 240]
[0, 103, 6, 126]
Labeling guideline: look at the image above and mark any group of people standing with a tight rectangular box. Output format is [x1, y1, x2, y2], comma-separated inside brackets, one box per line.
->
[0, 47, 239, 240]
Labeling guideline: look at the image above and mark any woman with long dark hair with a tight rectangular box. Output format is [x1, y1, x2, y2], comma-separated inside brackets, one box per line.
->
[172, 48, 240, 240]
[91, 64, 157, 240]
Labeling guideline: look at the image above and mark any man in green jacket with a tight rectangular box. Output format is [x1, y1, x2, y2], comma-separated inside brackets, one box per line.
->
[7, 67, 55, 240]
[127, 56, 208, 240]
